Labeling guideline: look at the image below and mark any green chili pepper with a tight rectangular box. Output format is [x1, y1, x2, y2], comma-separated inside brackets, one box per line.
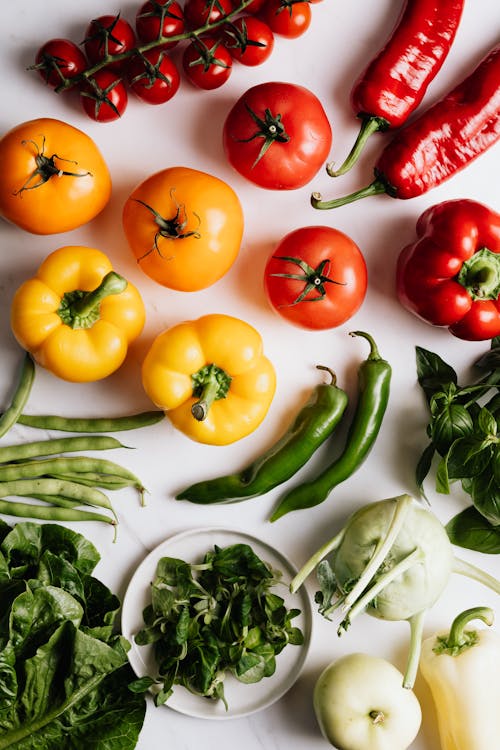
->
[270, 331, 391, 522]
[176, 366, 348, 504]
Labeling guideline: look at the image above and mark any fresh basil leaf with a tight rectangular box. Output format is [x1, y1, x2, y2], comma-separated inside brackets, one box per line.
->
[477, 406, 497, 436]
[416, 442, 435, 496]
[416, 346, 457, 402]
[446, 506, 500, 554]
[445, 436, 493, 480]
[471, 472, 500, 526]
[431, 403, 474, 455]
[474, 337, 500, 370]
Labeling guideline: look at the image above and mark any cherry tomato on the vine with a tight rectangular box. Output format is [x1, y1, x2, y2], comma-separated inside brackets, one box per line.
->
[223, 16, 274, 66]
[264, 226, 368, 330]
[223, 81, 332, 189]
[33, 38, 88, 89]
[80, 70, 128, 122]
[184, 0, 234, 28]
[238, 0, 268, 15]
[135, 0, 185, 48]
[261, 0, 312, 38]
[128, 49, 180, 104]
[84, 14, 136, 71]
[182, 37, 232, 89]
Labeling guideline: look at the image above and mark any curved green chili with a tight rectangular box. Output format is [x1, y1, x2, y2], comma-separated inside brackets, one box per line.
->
[0, 352, 35, 439]
[176, 367, 348, 504]
[9, 410, 164, 432]
[270, 332, 392, 521]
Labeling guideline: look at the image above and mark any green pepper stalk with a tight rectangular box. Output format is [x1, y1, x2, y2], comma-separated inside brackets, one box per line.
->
[270, 331, 391, 521]
[176, 367, 348, 503]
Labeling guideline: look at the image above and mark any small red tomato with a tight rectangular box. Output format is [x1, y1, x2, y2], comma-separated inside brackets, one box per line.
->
[264, 226, 367, 330]
[128, 49, 180, 104]
[240, 0, 268, 14]
[135, 0, 185, 48]
[84, 14, 136, 71]
[261, 0, 312, 38]
[80, 70, 128, 122]
[34, 38, 88, 89]
[224, 16, 274, 66]
[184, 0, 233, 28]
[182, 37, 232, 90]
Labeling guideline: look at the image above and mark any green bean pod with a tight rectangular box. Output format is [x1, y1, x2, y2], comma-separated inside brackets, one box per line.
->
[0, 456, 144, 489]
[0, 435, 126, 464]
[176, 367, 348, 504]
[29, 493, 80, 509]
[0, 352, 35, 439]
[47, 472, 135, 489]
[0, 498, 116, 527]
[270, 332, 392, 522]
[0, 478, 116, 519]
[12, 410, 165, 432]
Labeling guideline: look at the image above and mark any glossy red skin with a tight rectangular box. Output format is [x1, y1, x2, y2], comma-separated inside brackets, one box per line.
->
[84, 15, 136, 71]
[183, 38, 232, 89]
[80, 70, 128, 122]
[184, 0, 233, 28]
[35, 38, 88, 88]
[351, 0, 464, 128]
[135, 0, 185, 48]
[238, 0, 267, 14]
[396, 200, 500, 341]
[223, 81, 332, 190]
[224, 16, 274, 66]
[128, 49, 180, 104]
[265, 226, 367, 329]
[261, 0, 311, 39]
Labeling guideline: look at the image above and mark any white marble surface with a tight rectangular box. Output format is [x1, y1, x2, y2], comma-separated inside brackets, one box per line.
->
[0, 1, 499, 747]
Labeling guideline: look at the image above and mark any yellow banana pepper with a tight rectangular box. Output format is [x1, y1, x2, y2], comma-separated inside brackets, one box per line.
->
[10, 245, 145, 382]
[142, 313, 276, 445]
[420, 606, 500, 750]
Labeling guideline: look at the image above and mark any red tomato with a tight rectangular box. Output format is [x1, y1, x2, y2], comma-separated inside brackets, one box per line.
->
[264, 226, 368, 329]
[224, 16, 274, 66]
[182, 37, 232, 89]
[184, 0, 233, 28]
[240, 0, 268, 14]
[84, 14, 136, 71]
[34, 38, 88, 89]
[128, 49, 180, 104]
[261, 0, 311, 38]
[135, 0, 185, 48]
[223, 81, 332, 189]
[80, 70, 128, 122]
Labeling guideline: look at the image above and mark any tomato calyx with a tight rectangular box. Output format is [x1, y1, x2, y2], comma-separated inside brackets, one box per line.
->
[134, 192, 201, 259]
[224, 19, 266, 53]
[83, 13, 128, 60]
[273, 0, 310, 16]
[269, 254, 346, 305]
[128, 49, 174, 86]
[137, 0, 184, 37]
[57, 271, 127, 329]
[14, 136, 91, 196]
[184, 36, 230, 72]
[81, 75, 125, 119]
[238, 103, 290, 166]
[191, 363, 232, 420]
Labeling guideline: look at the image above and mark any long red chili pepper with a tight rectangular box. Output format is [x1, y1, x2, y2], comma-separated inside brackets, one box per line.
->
[331, 0, 465, 176]
[313, 43, 500, 210]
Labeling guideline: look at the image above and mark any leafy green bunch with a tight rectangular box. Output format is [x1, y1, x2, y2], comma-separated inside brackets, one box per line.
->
[130, 543, 304, 708]
[415, 339, 500, 554]
[0, 519, 145, 750]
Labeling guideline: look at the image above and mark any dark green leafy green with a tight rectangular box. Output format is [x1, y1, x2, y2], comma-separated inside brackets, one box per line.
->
[446, 506, 500, 554]
[130, 542, 304, 708]
[0, 521, 145, 750]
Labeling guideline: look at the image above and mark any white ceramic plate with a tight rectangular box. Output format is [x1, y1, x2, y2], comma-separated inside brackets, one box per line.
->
[121, 526, 312, 720]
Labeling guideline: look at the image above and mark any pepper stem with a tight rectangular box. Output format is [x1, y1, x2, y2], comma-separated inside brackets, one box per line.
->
[447, 606, 494, 648]
[327, 116, 388, 177]
[57, 272, 127, 330]
[191, 363, 231, 422]
[349, 330, 381, 361]
[311, 179, 387, 210]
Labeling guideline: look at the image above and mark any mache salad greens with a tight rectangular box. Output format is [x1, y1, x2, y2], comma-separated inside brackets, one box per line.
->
[0, 519, 146, 750]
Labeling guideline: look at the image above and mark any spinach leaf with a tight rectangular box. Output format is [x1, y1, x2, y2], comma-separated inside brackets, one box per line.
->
[446, 506, 500, 554]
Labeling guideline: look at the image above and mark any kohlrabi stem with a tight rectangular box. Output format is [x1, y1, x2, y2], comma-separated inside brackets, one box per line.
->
[453, 556, 500, 594]
[289, 528, 346, 594]
[404, 610, 426, 689]
[343, 493, 413, 610]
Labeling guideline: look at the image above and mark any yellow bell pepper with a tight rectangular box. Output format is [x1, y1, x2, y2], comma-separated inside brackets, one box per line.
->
[10, 245, 145, 382]
[142, 314, 276, 445]
[420, 606, 500, 750]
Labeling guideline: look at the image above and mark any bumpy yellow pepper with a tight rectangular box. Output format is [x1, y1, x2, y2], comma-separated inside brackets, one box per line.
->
[142, 314, 276, 445]
[420, 606, 500, 750]
[10, 245, 145, 382]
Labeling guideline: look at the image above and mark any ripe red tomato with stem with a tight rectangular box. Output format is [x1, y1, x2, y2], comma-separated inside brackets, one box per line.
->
[184, 0, 234, 28]
[135, 0, 185, 48]
[223, 81, 332, 189]
[223, 16, 274, 66]
[182, 37, 233, 89]
[239, 0, 268, 14]
[84, 14, 136, 71]
[128, 49, 180, 104]
[264, 226, 368, 330]
[261, 0, 312, 38]
[33, 38, 88, 89]
[80, 70, 128, 122]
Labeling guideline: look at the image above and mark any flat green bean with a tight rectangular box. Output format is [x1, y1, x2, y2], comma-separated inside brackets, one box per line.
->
[29, 494, 81, 509]
[0, 498, 116, 526]
[0, 478, 117, 520]
[12, 410, 165, 432]
[0, 352, 35, 439]
[0, 456, 143, 487]
[0, 436, 127, 464]
[47, 472, 134, 489]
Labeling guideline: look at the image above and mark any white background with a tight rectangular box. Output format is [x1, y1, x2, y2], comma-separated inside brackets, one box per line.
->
[0, 1, 499, 748]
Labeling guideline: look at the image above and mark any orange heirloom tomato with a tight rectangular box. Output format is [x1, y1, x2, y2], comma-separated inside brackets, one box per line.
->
[0, 118, 111, 235]
[142, 314, 276, 445]
[122, 166, 244, 291]
[11, 245, 145, 383]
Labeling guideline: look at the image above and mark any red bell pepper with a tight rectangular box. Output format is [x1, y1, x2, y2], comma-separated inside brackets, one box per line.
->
[396, 199, 500, 341]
